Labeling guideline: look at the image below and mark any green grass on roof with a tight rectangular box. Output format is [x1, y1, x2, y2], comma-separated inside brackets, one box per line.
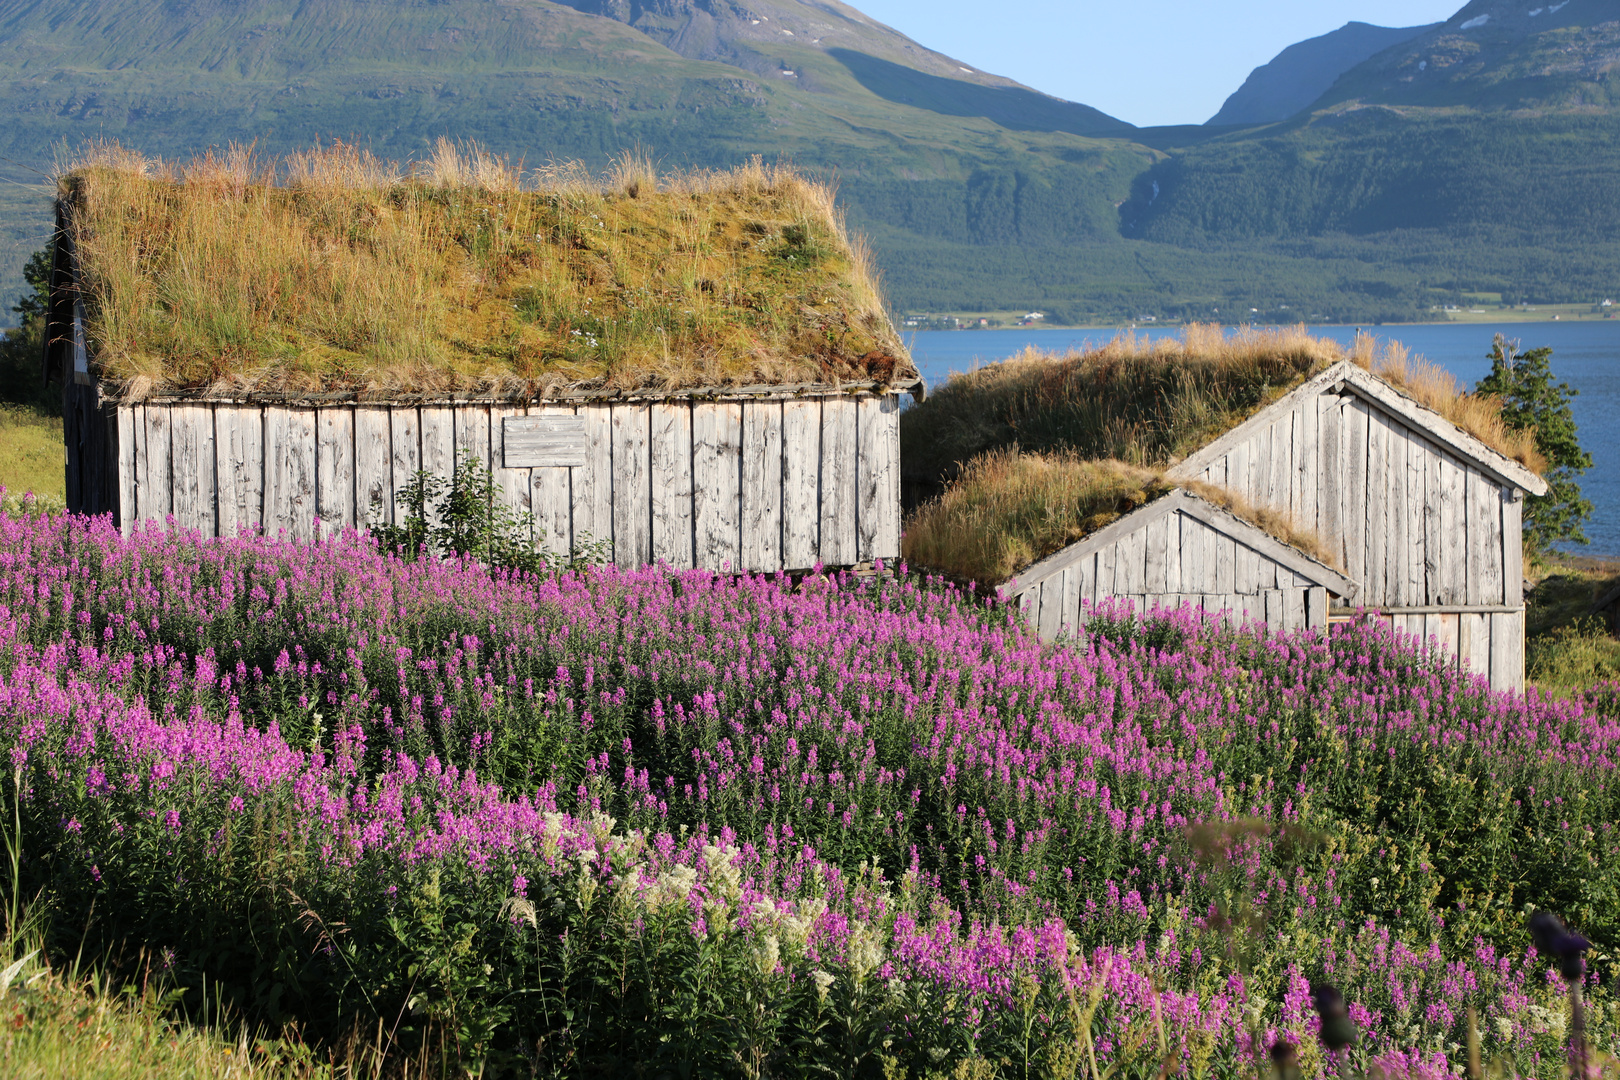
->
[61, 141, 914, 399]
[901, 325, 1542, 481]
[901, 325, 1340, 481]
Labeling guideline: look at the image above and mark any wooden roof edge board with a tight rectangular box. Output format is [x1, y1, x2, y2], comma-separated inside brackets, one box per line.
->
[1335, 367, 1548, 496]
[122, 378, 926, 407]
[1007, 489, 1359, 601]
[1174, 495, 1360, 600]
[1166, 362, 1355, 481]
[1592, 581, 1620, 615]
[1006, 490, 1189, 597]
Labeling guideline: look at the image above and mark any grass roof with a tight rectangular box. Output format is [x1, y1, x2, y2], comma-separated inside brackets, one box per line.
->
[900, 325, 1536, 589]
[901, 449, 1343, 588]
[900, 325, 1542, 480]
[59, 141, 916, 400]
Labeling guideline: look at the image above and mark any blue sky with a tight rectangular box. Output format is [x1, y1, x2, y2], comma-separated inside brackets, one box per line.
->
[852, 0, 1467, 127]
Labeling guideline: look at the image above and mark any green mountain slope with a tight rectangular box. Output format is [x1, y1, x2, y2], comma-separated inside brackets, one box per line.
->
[1314, 0, 1620, 110]
[1208, 21, 1437, 126]
[0, 0, 1150, 315]
[0, 0, 1616, 333]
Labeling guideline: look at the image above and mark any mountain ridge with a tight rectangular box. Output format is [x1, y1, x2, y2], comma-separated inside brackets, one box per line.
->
[1208, 21, 1439, 125]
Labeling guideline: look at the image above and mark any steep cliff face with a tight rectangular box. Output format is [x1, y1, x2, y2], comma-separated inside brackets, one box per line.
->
[1312, 0, 1620, 110]
[1207, 21, 1437, 126]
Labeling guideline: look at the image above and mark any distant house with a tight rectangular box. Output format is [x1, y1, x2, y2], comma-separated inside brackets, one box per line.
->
[45, 144, 921, 574]
[899, 330, 1547, 691]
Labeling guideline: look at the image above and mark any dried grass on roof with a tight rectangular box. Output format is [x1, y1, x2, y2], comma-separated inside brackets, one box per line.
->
[900, 448, 1345, 588]
[59, 140, 913, 401]
[901, 450, 1173, 587]
[901, 325, 1542, 481]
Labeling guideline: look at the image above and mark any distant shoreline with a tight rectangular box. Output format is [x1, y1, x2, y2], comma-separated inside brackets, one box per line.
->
[928, 316, 1620, 333]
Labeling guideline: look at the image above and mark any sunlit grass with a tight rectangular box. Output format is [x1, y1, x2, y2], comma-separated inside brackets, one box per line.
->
[62, 140, 912, 400]
[0, 406, 63, 503]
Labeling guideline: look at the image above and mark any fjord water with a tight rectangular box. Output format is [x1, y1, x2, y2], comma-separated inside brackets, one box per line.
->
[908, 323, 1620, 558]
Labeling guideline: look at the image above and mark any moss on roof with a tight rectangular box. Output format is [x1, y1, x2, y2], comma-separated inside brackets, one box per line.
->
[900, 449, 1344, 589]
[59, 141, 915, 401]
[900, 325, 1541, 481]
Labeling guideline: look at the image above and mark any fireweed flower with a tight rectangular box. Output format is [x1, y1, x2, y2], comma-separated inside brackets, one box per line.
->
[0, 509, 1615, 1075]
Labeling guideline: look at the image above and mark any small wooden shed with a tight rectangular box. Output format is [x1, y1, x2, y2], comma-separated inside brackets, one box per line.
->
[45, 146, 919, 572]
[1008, 488, 1359, 638]
[899, 331, 1547, 690]
[1166, 360, 1547, 690]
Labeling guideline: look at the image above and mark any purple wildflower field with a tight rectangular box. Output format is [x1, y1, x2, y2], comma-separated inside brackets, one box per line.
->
[2, 505, 1618, 1077]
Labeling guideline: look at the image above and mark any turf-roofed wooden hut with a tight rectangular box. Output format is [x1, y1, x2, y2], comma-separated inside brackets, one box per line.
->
[901, 327, 1547, 691]
[45, 143, 920, 572]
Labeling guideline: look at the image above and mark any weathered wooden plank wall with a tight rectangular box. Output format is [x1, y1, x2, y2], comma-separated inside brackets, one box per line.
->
[1186, 385, 1529, 691]
[1012, 505, 1334, 642]
[107, 393, 903, 573]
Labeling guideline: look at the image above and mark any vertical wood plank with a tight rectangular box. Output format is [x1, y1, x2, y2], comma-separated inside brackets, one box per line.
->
[531, 405, 577, 559]
[1384, 418, 1407, 606]
[1145, 514, 1168, 593]
[782, 400, 821, 569]
[1317, 394, 1341, 549]
[1489, 611, 1513, 692]
[1269, 416, 1291, 512]
[1503, 493, 1524, 606]
[857, 396, 901, 564]
[1438, 451, 1465, 605]
[419, 406, 456, 534]
[491, 405, 533, 548]
[1229, 439, 1250, 501]
[1062, 562, 1082, 635]
[1214, 533, 1236, 594]
[1465, 469, 1488, 606]
[391, 408, 421, 496]
[1363, 408, 1387, 605]
[1404, 428, 1425, 608]
[116, 405, 136, 534]
[1433, 613, 1460, 670]
[1038, 576, 1062, 639]
[819, 398, 858, 567]
[1467, 612, 1492, 680]
[264, 407, 317, 540]
[1477, 476, 1505, 609]
[1423, 436, 1444, 604]
[1163, 510, 1182, 593]
[141, 406, 173, 523]
[453, 405, 492, 470]
[216, 406, 265, 536]
[1264, 589, 1283, 631]
[170, 404, 216, 535]
[1295, 399, 1317, 522]
[742, 400, 784, 573]
[1344, 399, 1368, 587]
[1506, 609, 1526, 692]
[692, 402, 743, 571]
[355, 407, 394, 525]
[316, 407, 356, 537]
[1305, 586, 1328, 633]
[1114, 530, 1146, 595]
[651, 402, 695, 569]
[1235, 540, 1258, 596]
[611, 405, 651, 569]
[573, 404, 613, 561]
[1096, 544, 1116, 607]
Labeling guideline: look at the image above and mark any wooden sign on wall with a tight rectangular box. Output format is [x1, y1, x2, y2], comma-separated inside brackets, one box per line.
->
[504, 416, 588, 468]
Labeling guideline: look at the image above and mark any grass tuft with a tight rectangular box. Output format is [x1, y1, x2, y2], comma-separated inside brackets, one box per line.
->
[901, 450, 1173, 587]
[58, 142, 913, 400]
[900, 449, 1343, 588]
[902, 325, 1542, 483]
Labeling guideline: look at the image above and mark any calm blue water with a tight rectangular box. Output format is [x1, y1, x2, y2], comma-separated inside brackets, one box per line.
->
[907, 323, 1620, 558]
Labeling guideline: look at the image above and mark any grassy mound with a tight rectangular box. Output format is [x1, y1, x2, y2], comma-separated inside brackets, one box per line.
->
[60, 142, 914, 400]
[901, 325, 1541, 482]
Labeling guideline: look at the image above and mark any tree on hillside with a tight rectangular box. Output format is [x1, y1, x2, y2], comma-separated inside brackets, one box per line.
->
[1476, 334, 1593, 555]
[0, 247, 54, 412]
